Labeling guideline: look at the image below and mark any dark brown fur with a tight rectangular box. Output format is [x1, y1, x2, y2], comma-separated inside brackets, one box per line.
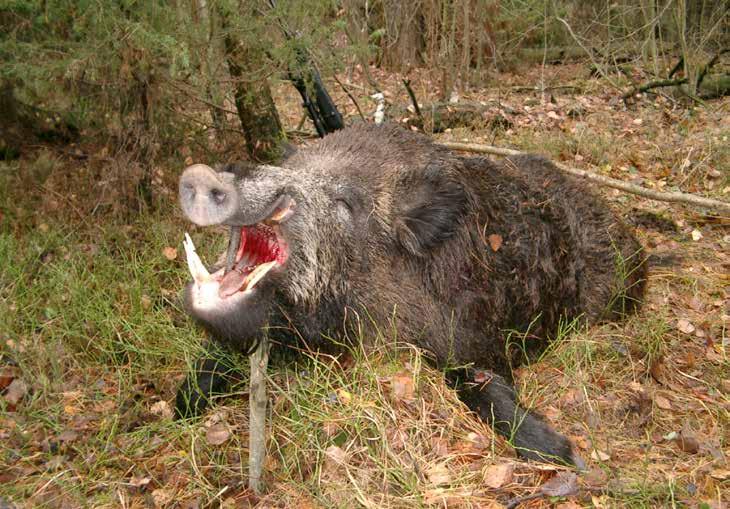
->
[176, 124, 647, 465]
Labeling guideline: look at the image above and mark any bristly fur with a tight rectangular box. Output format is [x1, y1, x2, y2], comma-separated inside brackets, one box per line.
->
[177, 123, 647, 465]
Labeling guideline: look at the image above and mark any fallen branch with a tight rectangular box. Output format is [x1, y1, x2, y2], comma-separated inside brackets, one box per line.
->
[438, 141, 730, 213]
[248, 336, 270, 495]
[622, 78, 688, 99]
[624, 49, 728, 100]
[402, 79, 423, 122]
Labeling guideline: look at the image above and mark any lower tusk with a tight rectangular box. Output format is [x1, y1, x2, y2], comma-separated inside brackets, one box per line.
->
[243, 261, 277, 291]
[183, 233, 211, 283]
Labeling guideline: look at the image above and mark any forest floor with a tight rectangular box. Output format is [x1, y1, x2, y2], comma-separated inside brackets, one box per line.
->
[1, 62, 728, 508]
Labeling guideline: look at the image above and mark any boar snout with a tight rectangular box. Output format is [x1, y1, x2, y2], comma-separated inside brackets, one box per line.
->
[180, 164, 238, 226]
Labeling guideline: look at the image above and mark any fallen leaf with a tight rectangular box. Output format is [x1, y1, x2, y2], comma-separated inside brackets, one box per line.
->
[676, 427, 700, 454]
[150, 400, 173, 420]
[390, 373, 415, 401]
[130, 475, 151, 488]
[488, 234, 503, 252]
[590, 449, 610, 461]
[677, 319, 695, 334]
[710, 469, 730, 480]
[431, 437, 449, 457]
[152, 488, 173, 507]
[4, 378, 27, 405]
[324, 445, 347, 465]
[336, 388, 352, 404]
[427, 463, 452, 486]
[483, 463, 514, 488]
[539, 472, 578, 497]
[57, 430, 78, 443]
[0, 366, 18, 392]
[557, 502, 583, 509]
[205, 423, 230, 445]
[583, 466, 608, 488]
[654, 395, 672, 410]
[163, 247, 178, 260]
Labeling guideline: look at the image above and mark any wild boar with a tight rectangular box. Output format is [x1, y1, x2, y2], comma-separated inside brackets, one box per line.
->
[176, 123, 646, 465]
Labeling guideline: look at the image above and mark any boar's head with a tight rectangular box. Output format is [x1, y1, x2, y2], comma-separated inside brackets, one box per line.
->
[178, 126, 469, 351]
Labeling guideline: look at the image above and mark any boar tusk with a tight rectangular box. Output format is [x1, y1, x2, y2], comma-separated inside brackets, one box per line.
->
[183, 232, 211, 283]
[243, 261, 277, 291]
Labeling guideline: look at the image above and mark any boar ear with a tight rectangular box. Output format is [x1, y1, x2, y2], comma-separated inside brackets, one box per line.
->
[394, 164, 467, 257]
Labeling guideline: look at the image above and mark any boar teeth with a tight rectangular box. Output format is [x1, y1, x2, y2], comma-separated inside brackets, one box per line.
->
[243, 261, 277, 291]
[183, 232, 211, 283]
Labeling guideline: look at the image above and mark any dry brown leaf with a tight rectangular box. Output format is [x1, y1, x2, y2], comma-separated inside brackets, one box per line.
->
[557, 502, 583, 509]
[539, 472, 578, 497]
[390, 373, 415, 401]
[676, 427, 700, 454]
[150, 400, 173, 420]
[324, 445, 347, 466]
[162, 246, 178, 260]
[57, 429, 78, 443]
[426, 462, 451, 486]
[205, 423, 231, 445]
[590, 449, 610, 461]
[431, 437, 449, 457]
[654, 395, 672, 410]
[0, 366, 18, 392]
[677, 319, 695, 334]
[710, 469, 730, 480]
[483, 463, 514, 489]
[130, 475, 151, 488]
[4, 378, 27, 405]
[151, 488, 173, 507]
[336, 388, 352, 404]
[488, 234, 503, 252]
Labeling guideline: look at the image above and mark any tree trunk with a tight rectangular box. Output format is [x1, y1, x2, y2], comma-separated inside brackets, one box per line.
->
[219, 6, 283, 163]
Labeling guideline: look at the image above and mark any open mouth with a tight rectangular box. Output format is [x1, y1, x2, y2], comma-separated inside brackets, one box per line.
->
[184, 203, 292, 302]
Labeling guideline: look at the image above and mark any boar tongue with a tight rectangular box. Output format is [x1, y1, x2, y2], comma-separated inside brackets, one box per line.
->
[218, 268, 249, 298]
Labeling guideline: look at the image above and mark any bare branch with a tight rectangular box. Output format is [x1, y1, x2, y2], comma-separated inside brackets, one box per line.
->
[439, 141, 730, 213]
[248, 336, 270, 495]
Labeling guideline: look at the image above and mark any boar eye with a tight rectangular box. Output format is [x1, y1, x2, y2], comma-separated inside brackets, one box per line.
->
[335, 197, 352, 212]
[335, 198, 353, 223]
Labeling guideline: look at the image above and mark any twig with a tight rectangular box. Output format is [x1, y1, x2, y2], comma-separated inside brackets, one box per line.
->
[697, 48, 729, 88]
[248, 335, 270, 495]
[438, 141, 730, 213]
[625, 49, 728, 100]
[332, 73, 365, 122]
[622, 78, 688, 99]
[555, 16, 622, 92]
[668, 56, 684, 78]
[512, 85, 582, 93]
[402, 79, 423, 121]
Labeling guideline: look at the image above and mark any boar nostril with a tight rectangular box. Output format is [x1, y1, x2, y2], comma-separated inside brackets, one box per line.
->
[183, 183, 196, 200]
[209, 188, 227, 205]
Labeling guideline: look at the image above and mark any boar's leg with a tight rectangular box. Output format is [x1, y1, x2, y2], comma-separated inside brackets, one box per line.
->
[449, 367, 581, 466]
[175, 349, 242, 419]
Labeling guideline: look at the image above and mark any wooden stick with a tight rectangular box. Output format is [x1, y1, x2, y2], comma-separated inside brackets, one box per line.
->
[248, 336, 270, 495]
[403, 79, 423, 121]
[438, 141, 730, 213]
[622, 78, 688, 99]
